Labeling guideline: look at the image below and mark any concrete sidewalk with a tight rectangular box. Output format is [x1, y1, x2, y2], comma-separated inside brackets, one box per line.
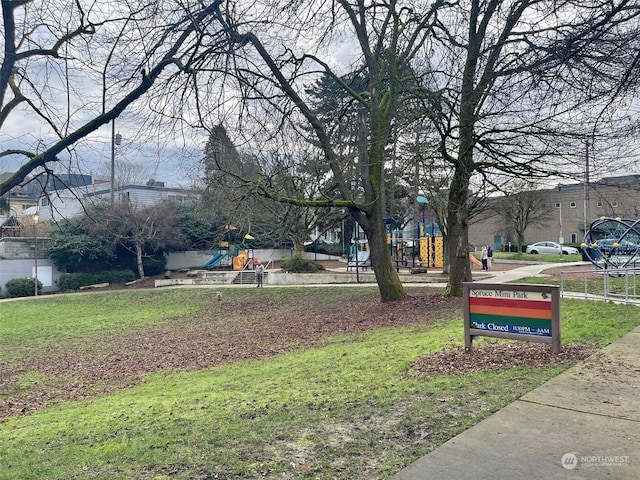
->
[391, 264, 640, 480]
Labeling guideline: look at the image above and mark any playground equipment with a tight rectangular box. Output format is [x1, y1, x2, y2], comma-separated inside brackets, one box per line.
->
[469, 253, 482, 268]
[201, 242, 253, 271]
[201, 252, 228, 269]
[419, 236, 444, 268]
[347, 250, 370, 270]
[347, 240, 370, 270]
[581, 217, 640, 269]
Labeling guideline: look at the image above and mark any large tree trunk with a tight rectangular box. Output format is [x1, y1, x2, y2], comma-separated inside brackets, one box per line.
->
[445, 3, 481, 297]
[291, 236, 306, 255]
[445, 108, 475, 296]
[445, 169, 472, 297]
[361, 212, 405, 303]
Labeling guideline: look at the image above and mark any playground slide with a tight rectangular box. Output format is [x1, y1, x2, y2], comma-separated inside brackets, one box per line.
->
[469, 253, 482, 267]
[348, 251, 370, 267]
[201, 253, 227, 269]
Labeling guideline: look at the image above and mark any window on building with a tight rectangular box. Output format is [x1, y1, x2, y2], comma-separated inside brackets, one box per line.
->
[571, 233, 577, 243]
[612, 200, 618, 207]
[597, 200, 603, 207]
[167, 195, 190, 203]
[570, 201, 576, 208]
[555, 202, 560, 208]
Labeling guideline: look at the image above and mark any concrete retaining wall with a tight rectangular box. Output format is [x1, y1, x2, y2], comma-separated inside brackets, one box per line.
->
[155, 270, 442, 288]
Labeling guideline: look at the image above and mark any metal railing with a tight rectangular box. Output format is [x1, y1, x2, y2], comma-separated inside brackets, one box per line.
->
[234, 258, 274, 285]
[559, 268, 640, 304]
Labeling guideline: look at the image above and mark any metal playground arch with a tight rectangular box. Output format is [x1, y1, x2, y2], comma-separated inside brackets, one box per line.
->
[581, 217, 640, 270]
[560, 217, 640, 304]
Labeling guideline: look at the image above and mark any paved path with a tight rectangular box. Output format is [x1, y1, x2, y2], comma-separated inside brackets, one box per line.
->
[390, 263, 640, 479]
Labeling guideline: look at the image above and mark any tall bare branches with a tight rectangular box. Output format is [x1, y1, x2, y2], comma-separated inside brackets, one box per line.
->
[0, 0, 223, 195]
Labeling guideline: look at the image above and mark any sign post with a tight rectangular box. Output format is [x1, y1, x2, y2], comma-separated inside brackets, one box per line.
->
[463, 283, 561, 354]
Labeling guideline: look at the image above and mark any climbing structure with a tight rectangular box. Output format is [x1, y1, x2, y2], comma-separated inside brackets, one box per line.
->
[581, 217, 640, 269]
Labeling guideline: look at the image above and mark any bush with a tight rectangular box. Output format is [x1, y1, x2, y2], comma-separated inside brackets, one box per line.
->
[280, 254, 325, 273]
[6, 278, 42, 297]
[141, 254, 167, 277]
[57, 270, 136, 291]
[304, 242, 343, 257]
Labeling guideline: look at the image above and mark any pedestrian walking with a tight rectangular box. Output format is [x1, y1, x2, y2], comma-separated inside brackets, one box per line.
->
[481, 245, 488, 271]
[487, 244, 493, 270]
[255, 262, 265, 287]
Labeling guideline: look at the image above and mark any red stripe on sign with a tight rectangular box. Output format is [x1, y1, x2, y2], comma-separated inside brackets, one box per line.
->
[469, 297, 551, 310]
[469, 304, 552, 319]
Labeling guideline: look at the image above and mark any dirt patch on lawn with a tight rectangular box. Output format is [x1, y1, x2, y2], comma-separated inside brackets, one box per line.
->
[1, 291, 459, 422]
[1, 262, 597, 422]
[409, 342, 596, 377]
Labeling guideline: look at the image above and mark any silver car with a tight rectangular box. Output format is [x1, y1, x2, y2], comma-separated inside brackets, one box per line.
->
[526, 241, 579, 255]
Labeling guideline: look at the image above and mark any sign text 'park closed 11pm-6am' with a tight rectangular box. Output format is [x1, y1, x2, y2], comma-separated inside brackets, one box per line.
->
[463, 283, 561, 354]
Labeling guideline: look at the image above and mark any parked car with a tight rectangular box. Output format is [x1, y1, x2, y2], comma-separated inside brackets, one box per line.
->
[526, 241, 579, 255]
[593, 238, 638, 256]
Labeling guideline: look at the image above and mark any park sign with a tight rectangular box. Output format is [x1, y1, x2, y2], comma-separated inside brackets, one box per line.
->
[463, 283, 561, 354]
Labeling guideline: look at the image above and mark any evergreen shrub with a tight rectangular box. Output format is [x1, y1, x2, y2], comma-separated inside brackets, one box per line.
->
[280, 254, 325, 273]
[6, 278, 41, 297]
[57, 270, 136, 291]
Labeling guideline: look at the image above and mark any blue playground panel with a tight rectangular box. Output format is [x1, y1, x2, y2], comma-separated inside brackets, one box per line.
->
[201, 253, 228, 269]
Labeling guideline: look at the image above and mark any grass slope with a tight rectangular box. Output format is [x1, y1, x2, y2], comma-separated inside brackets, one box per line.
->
[1, 288, 638, 479]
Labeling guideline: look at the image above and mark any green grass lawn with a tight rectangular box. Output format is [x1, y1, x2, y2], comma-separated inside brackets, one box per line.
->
[1, 287, 638, 479]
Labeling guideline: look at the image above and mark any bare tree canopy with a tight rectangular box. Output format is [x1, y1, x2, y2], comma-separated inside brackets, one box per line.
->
[3, 0, 640, 299]
[488, 180, 554, 250]
[1, 0, 222, 194]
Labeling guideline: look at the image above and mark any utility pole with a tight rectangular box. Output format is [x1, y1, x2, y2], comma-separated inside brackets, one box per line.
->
[110, 120, 122, 204]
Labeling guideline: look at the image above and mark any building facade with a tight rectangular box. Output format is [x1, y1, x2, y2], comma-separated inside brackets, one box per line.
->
[38, 182, 198, 222]
[469, 175, 640, 251]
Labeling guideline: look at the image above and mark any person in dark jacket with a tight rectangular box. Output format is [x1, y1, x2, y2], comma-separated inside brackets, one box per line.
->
[255, 262, 265, 287]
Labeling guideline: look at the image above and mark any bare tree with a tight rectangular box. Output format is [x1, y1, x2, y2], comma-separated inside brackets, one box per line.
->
[91, 199, 186, 278]
[93, 159, 154, 188]
[491, 181, 554, 252]
[163, 1, 458, 302]
[411, 0, 640, 296]
[203, 125, 343, 252]
[0, 0, 222, 195]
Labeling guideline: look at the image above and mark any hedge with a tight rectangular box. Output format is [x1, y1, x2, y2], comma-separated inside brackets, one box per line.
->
[280, 254, 325, 273]
[56, 270, 136, 291]
[5, 278, 42, 297]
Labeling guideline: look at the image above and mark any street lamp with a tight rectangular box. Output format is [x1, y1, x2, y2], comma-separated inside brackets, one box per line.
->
[110, 121, 122, 204]
[351, 181, 360, 283]
[416, 195, 427, 234]
[341, 210, 346, 258]
[33, 212, 39, 296]
[558, 183, 564, 258]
